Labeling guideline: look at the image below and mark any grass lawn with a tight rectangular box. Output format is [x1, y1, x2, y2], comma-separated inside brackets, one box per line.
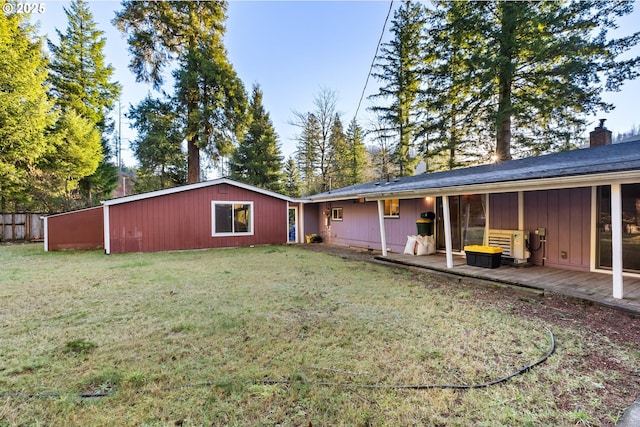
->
[0, 243, 637, 426]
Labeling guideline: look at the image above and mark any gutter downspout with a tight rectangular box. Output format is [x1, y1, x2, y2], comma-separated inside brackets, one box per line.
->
[611, 184, 624, 299]
[442, 196, 454, 268]
[377, 200, 387, 256]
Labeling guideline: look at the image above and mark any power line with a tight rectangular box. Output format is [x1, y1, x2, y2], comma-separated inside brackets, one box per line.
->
[353, 0, 394, 122]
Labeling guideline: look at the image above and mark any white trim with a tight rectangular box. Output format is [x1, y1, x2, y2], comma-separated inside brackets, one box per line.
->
[299, 203, 305, 244]
[43, 216, 48, 252]
[102, 178, 297, 207]
[590, 186, 597, 272]
[308, 170, 640, 203]
[43, 205, 103, 218]
[377, 200, 387, 256]
[211, 201, 254, 237]
[518, 191, 524, 231]
[288, 205, 299, 243]
[103, 205, 110, 255]
[442, 196, 454, 269]
[331, 207, 343, 221]
[611, 184, 624, 299]
[484, 193, 490, 246]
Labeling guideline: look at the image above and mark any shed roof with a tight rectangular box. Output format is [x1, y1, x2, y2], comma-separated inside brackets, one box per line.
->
[102, 177, 298, 206]
[308, 140, 640, 202]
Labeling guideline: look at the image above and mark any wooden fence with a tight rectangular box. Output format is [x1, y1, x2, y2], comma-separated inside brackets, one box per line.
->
[0, 213, 45, 242]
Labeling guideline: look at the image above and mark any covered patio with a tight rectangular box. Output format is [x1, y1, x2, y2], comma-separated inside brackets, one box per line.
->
[376, 252, 640, 315]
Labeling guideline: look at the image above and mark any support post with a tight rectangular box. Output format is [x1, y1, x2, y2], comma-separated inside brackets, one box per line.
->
[442, 195, 454, 268]
[377, 200, 387, 256]
[103, 205, 110, 255]
[611, 184, 624, 299]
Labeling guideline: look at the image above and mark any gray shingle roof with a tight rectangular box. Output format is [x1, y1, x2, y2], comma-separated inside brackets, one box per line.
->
[308, 140, 640, 201]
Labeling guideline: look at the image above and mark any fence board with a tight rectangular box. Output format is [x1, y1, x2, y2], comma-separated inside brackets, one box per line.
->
[0, 213, 44, 242]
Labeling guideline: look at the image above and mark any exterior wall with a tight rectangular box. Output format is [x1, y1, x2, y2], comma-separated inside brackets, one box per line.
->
[108, 184, 287, 253]
[524, 187, 591, 271]
[489, 193, 519, 230]
[47, 206, 104, 251]
[303, 203, 321, 237]
[321, 198, 435, 253]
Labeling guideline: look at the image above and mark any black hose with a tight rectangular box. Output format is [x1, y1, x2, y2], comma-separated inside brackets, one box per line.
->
[0, 327, 555, 399]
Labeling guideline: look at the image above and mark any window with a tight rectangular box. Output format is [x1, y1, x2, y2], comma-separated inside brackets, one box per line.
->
[384, 199, 400, 218]
[331, 207, 343, 221]
[211, 201, 253, 236]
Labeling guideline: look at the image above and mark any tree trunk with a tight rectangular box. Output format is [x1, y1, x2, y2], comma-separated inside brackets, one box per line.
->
[187, 135, 200, 184]
[495, 1, 517, 162]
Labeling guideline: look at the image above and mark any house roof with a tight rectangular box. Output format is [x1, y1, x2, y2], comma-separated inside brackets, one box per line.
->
[308, 140, 640, 202]
[102, 177, 298, 207]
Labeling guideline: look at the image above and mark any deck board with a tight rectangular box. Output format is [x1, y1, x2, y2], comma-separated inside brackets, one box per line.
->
[376, 253, 640, 315]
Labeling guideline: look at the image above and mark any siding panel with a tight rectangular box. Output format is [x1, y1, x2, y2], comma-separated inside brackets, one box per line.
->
[47, 207, 103, 251]
[108, 184, 288, 253]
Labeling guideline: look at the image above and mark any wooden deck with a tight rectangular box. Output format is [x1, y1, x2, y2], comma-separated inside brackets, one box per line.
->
[375, 253, 640, 315]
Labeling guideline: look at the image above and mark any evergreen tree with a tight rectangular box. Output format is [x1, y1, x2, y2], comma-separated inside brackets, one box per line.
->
[283, 156, 302, 198]
[114, 1, 247, 183]
[230, 84, 284, 192]
[369, 0, 427, 176]
[294, 113, 322, 196]
[292, 88, 340, 194]
[127, 96, 186, 192]
[48, 0, 121, 205]
[44, 109, 102, 199]
[425, 0, 640, 161]
[0, 12, 55, 210]
[342, 118, 368, 186]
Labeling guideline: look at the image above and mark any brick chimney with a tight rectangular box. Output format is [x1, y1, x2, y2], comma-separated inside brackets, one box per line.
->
[589, 118, 612, 147]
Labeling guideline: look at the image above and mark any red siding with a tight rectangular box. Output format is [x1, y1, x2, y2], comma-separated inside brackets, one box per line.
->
[108, 184, 288, 253]
[47, 206, 103, 251]
[524, 188, 591, 271]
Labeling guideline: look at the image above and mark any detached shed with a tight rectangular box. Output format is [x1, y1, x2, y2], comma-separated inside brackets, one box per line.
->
[45, 178, 304, 254]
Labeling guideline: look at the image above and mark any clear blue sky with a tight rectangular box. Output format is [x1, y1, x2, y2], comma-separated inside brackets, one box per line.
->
[31, 0, 640, 171]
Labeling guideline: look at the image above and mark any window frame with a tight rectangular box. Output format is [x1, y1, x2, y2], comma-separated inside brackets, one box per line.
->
[211, 201, 254, 237]
[383, 199, 400, 218]
[331, 207, 343, 221]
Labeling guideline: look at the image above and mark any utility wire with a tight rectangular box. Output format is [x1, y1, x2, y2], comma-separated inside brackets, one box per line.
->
[0, 327, 555, 399]
[353, 0, 394, 122]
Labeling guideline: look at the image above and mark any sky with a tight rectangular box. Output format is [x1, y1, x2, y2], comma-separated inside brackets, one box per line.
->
[28, 0, 640, 172]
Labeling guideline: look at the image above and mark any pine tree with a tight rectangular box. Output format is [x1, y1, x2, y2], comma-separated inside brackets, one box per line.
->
[369, 0, 427, 176]
[292, 88, 340, 194]
[114, 1, 247, 183]
[425, 0, 640, 161]
[342, 118, 368, 186]
[230, 84, 284, 192]
[48, 0, 121, 205]
[127, 96, 186, 191]
[0, 12, 55, 210]
[283, 157, 301, 198]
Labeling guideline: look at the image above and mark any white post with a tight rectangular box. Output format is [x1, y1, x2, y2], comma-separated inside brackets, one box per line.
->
[518, 191, 524, 231]
[43, 216, 48, 252]
[442, 195, 454, 268]
[377, 200, 388, 256]
[611, 184, 624, 299]
[299, 203, 305, 244]
[103, 205, 110, 255]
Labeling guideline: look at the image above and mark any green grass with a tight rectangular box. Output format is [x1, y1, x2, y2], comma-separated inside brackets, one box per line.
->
[0, 243, 635, 425]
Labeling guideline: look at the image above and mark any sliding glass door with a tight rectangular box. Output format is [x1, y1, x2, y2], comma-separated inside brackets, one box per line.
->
[597, 184, 640, 272]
